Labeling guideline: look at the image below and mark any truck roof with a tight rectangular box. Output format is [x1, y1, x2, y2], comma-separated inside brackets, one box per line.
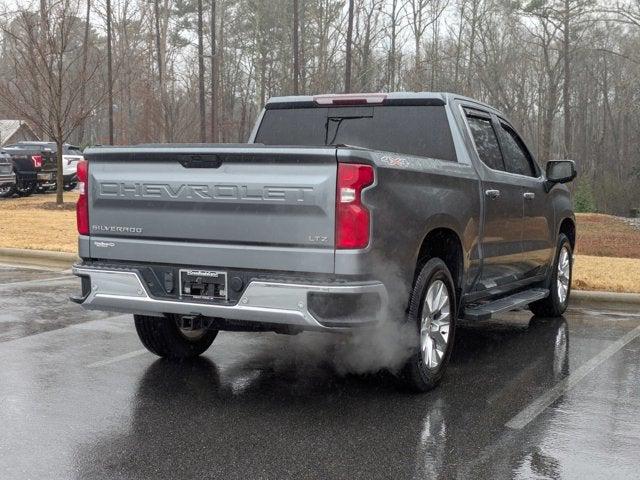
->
[266, 92, 500, 115]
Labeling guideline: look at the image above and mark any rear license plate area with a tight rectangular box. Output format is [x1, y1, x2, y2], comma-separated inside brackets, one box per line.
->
[179, 269, 227, 301]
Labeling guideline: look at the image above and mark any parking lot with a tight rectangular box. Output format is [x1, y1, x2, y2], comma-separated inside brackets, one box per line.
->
[1, 263, 639, 479]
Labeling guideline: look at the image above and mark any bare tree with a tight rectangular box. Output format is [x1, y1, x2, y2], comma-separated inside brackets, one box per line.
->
[293, 0, 300, 94]
[76, 0, 91, 145]
[106, 0, 114, 144]
[525, 0, 594, 158]
[153, 0, 169, 141]
[345, 0, 354, 92]
[0, 0, 106, 204]
[406, 0, 448, 89]
[383, 0, 407, 90]
[210, 0, 217, 142]
[197, 0, 206, 141]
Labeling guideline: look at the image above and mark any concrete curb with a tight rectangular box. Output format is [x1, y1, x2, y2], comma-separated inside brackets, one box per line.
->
[571, 289, 640, 306]
[0, 247, 78, 270]
[0, 247, 639, 305]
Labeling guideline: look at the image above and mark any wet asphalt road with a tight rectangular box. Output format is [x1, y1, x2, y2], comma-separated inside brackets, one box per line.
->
[1, 264, 639, 479]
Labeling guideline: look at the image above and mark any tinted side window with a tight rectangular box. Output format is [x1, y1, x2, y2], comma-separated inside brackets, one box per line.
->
[466, 115, 504, 171]
[498, 124, 535, 177]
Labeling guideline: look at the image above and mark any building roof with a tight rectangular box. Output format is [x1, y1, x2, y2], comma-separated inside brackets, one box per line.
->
[0, 120, 38, 146]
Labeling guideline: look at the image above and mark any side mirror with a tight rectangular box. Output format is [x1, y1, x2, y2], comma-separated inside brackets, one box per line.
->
[545, 160, 576, 191]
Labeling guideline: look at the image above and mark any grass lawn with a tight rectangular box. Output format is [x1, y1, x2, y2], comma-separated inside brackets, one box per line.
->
[0, 195, 639, 293]
[0, 193, 78, 253]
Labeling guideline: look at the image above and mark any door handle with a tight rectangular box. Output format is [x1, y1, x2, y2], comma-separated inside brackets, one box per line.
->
[523, 192, 535, 200]
[485, 189, 501, 199]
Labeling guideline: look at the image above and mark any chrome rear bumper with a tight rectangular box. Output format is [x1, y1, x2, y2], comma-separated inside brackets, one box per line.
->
[71, 266, 387, 331]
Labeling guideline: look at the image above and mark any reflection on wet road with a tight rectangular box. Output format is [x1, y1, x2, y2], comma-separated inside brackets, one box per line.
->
[0, 265, 639, 479]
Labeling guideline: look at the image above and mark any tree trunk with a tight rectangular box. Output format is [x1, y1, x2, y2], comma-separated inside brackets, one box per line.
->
[154, 0, 168, 142]
[106, 0, 114, 144]
[197, 0, 206, 142]
[210, 0, 217, 142]
[299, 0, 306, 92]
[77, 0, 91, 145]
[562, 0, 572, 158]
[541, 80, 558, 162]
[56, 137, 64, 205]
[414, 35, 421, 89]
[217, 1, 225, 141]
[388, 0, 397, 90]
[344, 0, 354, 93]
[466, 0, 478, 94]
[293, 0, 300, 95]
[454, 1, 465, 91]
[259, 51, 267, 107]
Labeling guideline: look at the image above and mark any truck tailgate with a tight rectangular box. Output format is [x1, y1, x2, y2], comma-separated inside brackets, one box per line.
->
[85, 146, 338, 273]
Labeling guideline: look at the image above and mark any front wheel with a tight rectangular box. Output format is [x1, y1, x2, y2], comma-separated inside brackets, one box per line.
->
[134, 314, 218, 359]
[529, 234, 573, 317]
[0, 184, 13, 198]
[63, 182, 77, 192]
[400, 258, 457, 392]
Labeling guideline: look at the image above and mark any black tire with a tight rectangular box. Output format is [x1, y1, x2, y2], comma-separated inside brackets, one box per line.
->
[529, 234, 573, 317]
[63, 183, 77, 192]
[15, 183, 36, 197]
[0, 185, 14, 198]
[400, 258, 457, 392]
[134, 314, 218, 359]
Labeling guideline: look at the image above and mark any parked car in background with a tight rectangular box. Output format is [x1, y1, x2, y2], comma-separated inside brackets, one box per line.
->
[5, 142, 84, 191]
[3, 143, 57, 192]
[0, 150, 16, 197]
[0, 148, 37, 197]
[61, 145, 84, 191]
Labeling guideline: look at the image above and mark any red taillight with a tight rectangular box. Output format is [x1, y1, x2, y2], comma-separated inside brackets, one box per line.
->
[336, 163, 374, 249]
[76, 160, 89, 235]
[31, 155, 42, 168]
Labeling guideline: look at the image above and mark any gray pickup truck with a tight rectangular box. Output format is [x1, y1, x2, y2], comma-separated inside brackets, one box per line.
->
[72, 92, 576, 391]
[0, 150, 17, 197]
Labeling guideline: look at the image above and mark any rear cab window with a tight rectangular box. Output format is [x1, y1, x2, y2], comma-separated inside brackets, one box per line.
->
[63, 146, 83, 154]
[255, 105, 457, 162]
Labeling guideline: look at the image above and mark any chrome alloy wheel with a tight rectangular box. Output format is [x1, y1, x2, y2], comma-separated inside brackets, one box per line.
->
[420, 280, 451, 369]
[557, 246, 571, 304]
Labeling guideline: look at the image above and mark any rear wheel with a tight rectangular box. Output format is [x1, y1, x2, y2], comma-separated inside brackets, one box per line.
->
[15, 182, 36, 197]
[134, 314, 218, 359]
[0, 184, 13, 198]
[400, 258, 457, 392]
[63, 182, 77, 192]
[529, 234, 572, 317]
